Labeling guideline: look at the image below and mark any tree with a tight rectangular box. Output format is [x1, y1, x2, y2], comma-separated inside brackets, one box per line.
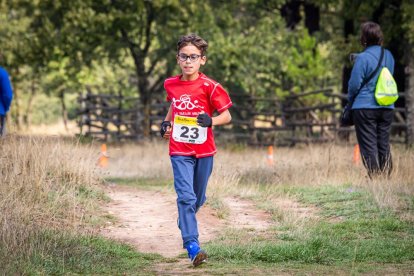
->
[0, 1, 40, 129]
[4, 0, 351, 136]
[401, 1, 414, 145]
[21, 0, 231, 136]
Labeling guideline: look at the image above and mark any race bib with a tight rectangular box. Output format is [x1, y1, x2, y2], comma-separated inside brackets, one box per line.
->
[172, 115, 207, 144]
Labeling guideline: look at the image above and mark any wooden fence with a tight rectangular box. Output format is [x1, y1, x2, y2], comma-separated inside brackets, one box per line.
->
[77, 88, 408, 146]
[77, 92, 145, 141]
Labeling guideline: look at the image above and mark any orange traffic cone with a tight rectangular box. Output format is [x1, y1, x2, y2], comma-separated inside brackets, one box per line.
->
[353, 144, 360, 166]
[97, 143, 109, 168]
[267, 145, 274, 166]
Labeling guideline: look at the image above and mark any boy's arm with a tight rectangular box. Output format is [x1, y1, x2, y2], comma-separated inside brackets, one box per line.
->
[197, 109, 232, 128]
[161, 104, 173, 139]
[164, 104, 172, 121]
[212, 109, 231, 126]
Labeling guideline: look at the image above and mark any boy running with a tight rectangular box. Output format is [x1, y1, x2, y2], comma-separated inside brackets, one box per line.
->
[161, 34, 232, 267]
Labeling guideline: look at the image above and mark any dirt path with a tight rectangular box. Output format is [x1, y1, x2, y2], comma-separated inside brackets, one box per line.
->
[225, 196, 273, 230]
[100, 184, 272, 258]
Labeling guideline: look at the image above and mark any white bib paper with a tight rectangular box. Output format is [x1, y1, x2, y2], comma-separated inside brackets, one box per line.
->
[172, 115, 207, 144]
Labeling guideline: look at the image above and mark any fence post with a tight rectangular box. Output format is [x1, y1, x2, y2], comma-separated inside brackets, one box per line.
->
[86, 90, 92, 135]
[249, 95, 257, 144]
[117, 90, 123, 139]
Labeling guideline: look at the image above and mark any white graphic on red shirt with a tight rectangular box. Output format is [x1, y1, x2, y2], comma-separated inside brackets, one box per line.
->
[172, 94, 204, 110]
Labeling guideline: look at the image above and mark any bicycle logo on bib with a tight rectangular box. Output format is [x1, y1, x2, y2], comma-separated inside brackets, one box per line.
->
[173, 95, 203, 110]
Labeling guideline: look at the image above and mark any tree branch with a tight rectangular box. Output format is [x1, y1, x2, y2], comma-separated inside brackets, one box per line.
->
[120, 27, 140, 62]
[142, 1, 154, 55]
[150, 76, 164, 93]
[147, 55, 163, 76]
[138, 11, 144, 47]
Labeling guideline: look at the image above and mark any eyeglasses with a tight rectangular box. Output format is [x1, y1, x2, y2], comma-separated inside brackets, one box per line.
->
[178, 53, 202, 62]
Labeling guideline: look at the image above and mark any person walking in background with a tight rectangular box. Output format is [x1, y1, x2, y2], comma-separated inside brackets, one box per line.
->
[0, 65, 13, 137]
[160, 34, 232, 266]
[348, 22, 395, 178]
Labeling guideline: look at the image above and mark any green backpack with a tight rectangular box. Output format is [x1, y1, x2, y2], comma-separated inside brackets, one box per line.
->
[375, 52, 398, 106]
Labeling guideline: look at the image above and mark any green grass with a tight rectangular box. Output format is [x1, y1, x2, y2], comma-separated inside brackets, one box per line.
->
[104, 178, 414, 273]
[206, 219, 414, 264]
[9, 178, 410, 275]
[200, 183, 414, 274]
[1, 230, 163, 275]
[77, 184, 108, 201]
[193, 260, 414, 275]
[280, 184, 394, 219]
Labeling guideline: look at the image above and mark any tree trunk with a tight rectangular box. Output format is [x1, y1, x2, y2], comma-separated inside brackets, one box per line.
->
[121, 28, 153, 138]
[338, 19, 355, 141]
[341, 19, 354, 100]
[139, 83, 151, 138]
[281, 0, 302, 30]
[304, 3, 320, 34]
[59, 90, 69, 132]
[405, 48, 414, 146]
[143, 100, 151, 137]
[136, 59, 151, 138]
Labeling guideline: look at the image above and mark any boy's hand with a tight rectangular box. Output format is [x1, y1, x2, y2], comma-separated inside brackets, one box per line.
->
[197, 113, 212, 127]
[160, 121, 171, 138]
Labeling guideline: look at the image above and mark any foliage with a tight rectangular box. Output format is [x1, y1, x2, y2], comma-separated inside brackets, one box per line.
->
[401, 1, 414, 44]
[199, 2, 334, 98]
[27, 93, 78, 124]
[1, 0, 414, 129]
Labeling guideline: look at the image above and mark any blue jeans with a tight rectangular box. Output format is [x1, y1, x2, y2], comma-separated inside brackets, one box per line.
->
[170, 155, 213, 248]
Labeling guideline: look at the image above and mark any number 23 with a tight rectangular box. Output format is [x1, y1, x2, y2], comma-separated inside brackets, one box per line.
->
[180, 126, 199, 139]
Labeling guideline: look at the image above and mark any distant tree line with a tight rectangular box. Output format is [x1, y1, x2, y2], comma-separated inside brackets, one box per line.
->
[0, 0, 413, 143]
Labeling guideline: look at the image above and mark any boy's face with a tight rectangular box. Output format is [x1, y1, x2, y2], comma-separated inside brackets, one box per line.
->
[177, 45, 206, 81]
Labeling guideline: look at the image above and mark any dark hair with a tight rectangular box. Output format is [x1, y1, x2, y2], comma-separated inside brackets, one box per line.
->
[360, 22, 383, 47]
[177, 34, 208, 56]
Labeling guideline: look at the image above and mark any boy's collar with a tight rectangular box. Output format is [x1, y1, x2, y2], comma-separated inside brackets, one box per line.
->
[179, 72, 203, 81]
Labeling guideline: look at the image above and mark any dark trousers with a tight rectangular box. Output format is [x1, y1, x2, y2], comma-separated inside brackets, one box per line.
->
[353, 109, 393, 177]
[0, 115, 5, 136]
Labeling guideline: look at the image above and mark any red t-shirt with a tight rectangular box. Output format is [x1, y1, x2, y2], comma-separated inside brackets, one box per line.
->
[164, 72, 232, 158]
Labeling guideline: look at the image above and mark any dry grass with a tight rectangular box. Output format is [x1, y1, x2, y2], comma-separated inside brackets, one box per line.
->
[0, 135, 101, 262]
[105, 141, 414, 214]
[104, 141, 172, 179]
[2, 136, 410, 250]
[1, 136, 412, 272]
[214, 144, 413, 213]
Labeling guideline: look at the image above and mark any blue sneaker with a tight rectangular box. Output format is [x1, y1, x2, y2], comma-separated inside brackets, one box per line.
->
[186, 242, 207, 267]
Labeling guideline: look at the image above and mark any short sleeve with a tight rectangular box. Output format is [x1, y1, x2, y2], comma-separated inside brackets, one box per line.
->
[210, 84, 232, 112]
[164, 82, 172, 102]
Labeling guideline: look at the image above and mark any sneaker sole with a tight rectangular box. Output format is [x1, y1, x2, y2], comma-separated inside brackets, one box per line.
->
[192, 251, 208, 267]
